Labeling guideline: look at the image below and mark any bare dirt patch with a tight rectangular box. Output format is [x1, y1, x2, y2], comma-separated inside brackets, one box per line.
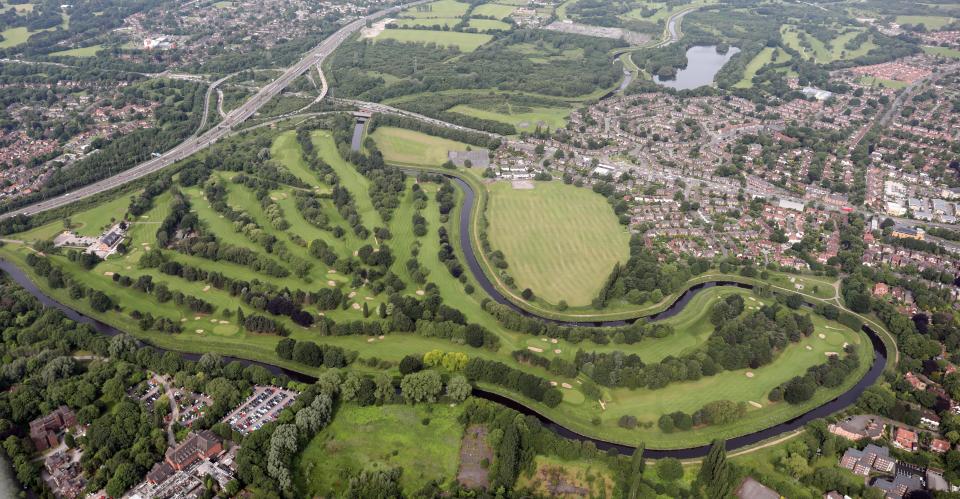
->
[361, 18, 393, 38]
[511, 180, 535, 190]
[458, 425, 493, 490]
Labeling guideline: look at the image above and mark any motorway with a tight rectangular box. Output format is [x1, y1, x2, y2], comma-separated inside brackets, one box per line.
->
[0, 0, 427, 221]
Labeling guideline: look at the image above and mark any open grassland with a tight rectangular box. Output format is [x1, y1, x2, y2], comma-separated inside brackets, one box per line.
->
[780, 25, 875, 63]
[294, 404, 463, 496]
[375, 29, 492, 52]
[735, 47, 791, 88]
[924, 45, 960, 58]
[466, 18, 512, 31]
[516, 455, 615, 497]
[897, 15, 955, 29]
[370, 126, 472, 166]
[448, 103, 570, 132]
[485, 180, 630, 307]
[401, 0, 470, 18]
[472, 2, 516, 17]
[49, 44, 104, 57]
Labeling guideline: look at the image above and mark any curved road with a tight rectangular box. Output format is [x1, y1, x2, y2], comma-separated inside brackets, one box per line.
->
[0, 0, 427, 221]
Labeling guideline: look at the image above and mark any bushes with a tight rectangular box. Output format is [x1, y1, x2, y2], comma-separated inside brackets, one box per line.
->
[243, 314, 288, 336]
[274, 338, 352, 368]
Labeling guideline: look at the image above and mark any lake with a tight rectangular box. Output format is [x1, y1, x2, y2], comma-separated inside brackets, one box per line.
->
[654, 45, 741, 90]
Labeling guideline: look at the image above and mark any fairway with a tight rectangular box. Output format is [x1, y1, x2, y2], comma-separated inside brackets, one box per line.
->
[448, 103, 570, 132]
[781, 26, 875, 63]
[294, 404, 463, 496]
[734, 47, 791, 88]
[485, 181, 630, 307]
[375, 29, 492, 52]
[370, 126, 473, 166]
[393, 17, 460, 28]
[0, 26, 30, 48]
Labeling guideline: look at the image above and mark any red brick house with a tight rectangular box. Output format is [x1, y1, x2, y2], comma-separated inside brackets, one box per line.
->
[29, 406, 76, 451]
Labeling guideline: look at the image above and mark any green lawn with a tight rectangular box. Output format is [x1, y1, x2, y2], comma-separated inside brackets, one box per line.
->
[466, 18, 512, 31]
[472, 2, 516, 17]
[393, 17, 461, 28]
[924, 45, 960, 59]
[485, 180, 630, 307]
[402, 0, 470, 18]
[370, 126, 472, 167]
[294, 403, 464, 496]
[49, 44, 104, 57]
[375, 29, 492, 52]
[897, 15, 955, 29]
[447, 103, 569, 132]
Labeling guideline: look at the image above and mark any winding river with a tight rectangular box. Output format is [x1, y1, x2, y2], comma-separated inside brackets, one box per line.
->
[0, 175, 886, 459]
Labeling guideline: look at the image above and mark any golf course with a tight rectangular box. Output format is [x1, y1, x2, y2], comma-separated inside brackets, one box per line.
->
[0, 121, 877, 450]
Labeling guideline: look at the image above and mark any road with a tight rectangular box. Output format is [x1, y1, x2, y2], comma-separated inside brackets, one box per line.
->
[335, 97, 503, 139]
[195, 72, 237, 135]
[0, 0, 427, 221]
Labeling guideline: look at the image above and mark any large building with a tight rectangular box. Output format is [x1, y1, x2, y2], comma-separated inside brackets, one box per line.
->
[165, 430, 222, 471]
[840, 444, 895, 476]
[29, 406, 76, 451]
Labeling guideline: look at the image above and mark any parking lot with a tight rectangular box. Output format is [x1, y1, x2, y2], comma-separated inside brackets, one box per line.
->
[222, 386, 298, 435]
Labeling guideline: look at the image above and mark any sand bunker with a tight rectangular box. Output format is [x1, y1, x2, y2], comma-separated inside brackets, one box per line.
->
[367, 338, 375, 343]
[352, 303, 361, 310]
[202, 285, 210, 292]
[550, 381, 558, 386]
[745, 372, 755, 378]
[818, 333, 826, 339]
[550, 338, 558, 344]
[561, 383, 572, 389]
[554, 349, 561, 354]
[328, 269, 337, 274]
[348, 291, 357, 298]
[749, 401, 762, 408]
[378, 335, 384, 339]
[599, 400, 607, 410]
[416, 290, 425, 296]
[527, 346, 544, 353]
[219, 321, 229, 325]
[103, 271, 114, 276]
[195, 329, 204, 334]
[805, 345, 813, 350]
[825, 351, 838, 356]
[327, 280, 336, 286]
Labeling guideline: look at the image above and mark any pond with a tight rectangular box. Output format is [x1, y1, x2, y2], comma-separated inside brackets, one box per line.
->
[654, 45, 741, 90]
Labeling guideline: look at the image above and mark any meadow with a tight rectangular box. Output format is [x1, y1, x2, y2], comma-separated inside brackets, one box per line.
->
[293, 404, 464, 496]
[447, 103, 570, 132]
[49, 44, 104, 57]
[924, 45, 960, 59]
[374, 29, 493, 52]
[466, 18, 512, 31]
[485, 180, 630, 307]
[472, 2, 516, 18]
[896, 15, 955, 29]
[401, 0, 470, 18]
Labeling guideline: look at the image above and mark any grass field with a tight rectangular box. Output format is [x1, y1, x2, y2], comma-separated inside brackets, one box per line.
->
[375, 29, 492, 52]
[466, 18, 512, 31]
[370, 126, 473, 166]
[472, 2, 516, 17]
[402, 0, 470, 18]
[857, 75, 908, 90]
[393, 17, 460, 28]
[485, 180, 630, 307]
[924, 45, 960, 58]
[897, 15, 955, 29]
[781, 25, 875, 63]
[49, 44, 104, 57]
[294, 404, 463, 496]
[448, 103, 569, 132]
